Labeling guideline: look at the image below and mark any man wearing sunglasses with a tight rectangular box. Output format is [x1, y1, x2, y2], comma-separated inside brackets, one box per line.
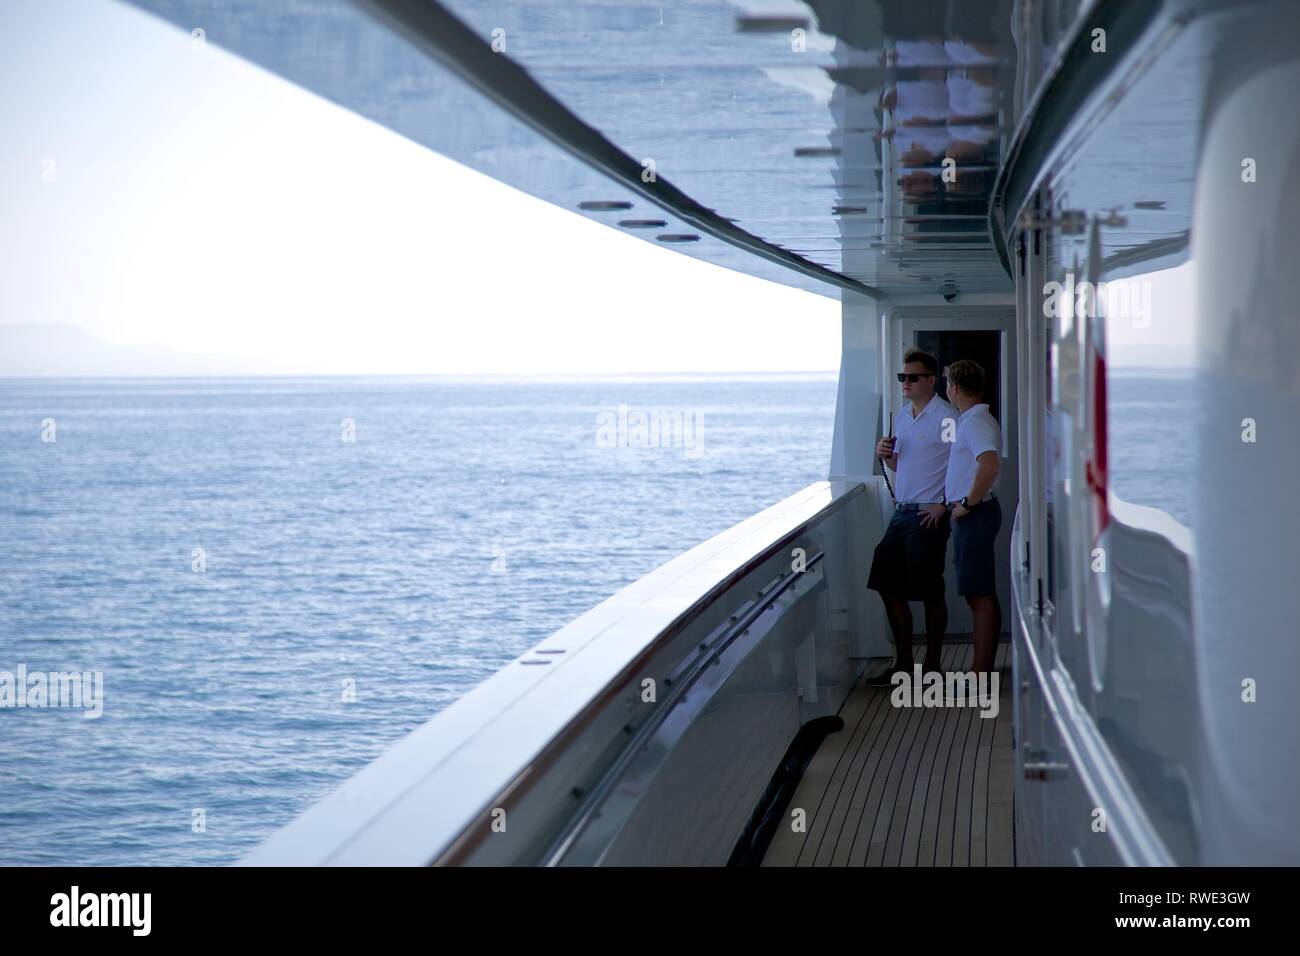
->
[866, 348, 957, 685]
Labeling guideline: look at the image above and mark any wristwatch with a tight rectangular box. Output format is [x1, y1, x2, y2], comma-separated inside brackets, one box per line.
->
[960, 496, 974, 509]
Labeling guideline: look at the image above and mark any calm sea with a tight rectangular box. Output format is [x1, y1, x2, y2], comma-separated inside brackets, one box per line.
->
[1106, 369, 1195, 527]
[0, 371, 1188, 865]
[0, 374, 838, 865]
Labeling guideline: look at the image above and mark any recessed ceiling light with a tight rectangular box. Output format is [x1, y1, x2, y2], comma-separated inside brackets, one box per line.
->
[795, 146, 841, 158]
[579, 200, 633, 211]
[657, 234, 701, 243]
[619, 219, 668, 228]
[1134, 200, 1166, 209]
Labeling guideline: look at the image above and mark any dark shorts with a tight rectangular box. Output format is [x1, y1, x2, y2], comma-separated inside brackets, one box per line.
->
[867, 508, 949, 603]
[951, 497, 1002, 597]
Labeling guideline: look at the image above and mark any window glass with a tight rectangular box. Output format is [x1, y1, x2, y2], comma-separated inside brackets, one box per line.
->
[1102, 263, 1197, 529]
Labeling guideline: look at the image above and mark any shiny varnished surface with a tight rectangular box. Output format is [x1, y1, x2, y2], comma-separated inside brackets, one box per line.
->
[440, 0, 1018, 294]
[1005, 0, 1300, 865]
[129, 0, 1028, 297]
[764, 641, 1013, 867]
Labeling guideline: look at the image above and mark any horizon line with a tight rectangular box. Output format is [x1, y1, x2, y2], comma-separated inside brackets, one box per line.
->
[0, 369, 844, 382]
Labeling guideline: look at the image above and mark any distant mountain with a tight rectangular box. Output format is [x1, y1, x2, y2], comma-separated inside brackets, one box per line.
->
[0, 323, 282, 377]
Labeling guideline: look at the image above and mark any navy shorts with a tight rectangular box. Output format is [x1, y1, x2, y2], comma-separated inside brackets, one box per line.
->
[951, 497, 1002, 597]
[867, 508, 949, 603]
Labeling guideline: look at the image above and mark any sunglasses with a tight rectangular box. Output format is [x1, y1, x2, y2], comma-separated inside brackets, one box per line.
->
[896, 372, 934, 383]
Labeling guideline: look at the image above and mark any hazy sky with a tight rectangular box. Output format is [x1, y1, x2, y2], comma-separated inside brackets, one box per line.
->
[0, 0, 842, 376]
[1092, 261, 1195, 368]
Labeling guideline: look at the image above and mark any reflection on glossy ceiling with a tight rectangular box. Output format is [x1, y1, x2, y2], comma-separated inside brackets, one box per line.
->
[131, 0, 1020, 298]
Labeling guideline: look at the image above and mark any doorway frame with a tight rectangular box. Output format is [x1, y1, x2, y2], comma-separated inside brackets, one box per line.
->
[883, 305, 1020, 637]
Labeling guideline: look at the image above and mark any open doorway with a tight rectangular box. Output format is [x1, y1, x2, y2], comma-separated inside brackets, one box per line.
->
[915, 329, 1002, 423]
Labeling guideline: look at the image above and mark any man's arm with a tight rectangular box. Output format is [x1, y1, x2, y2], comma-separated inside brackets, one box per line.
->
[964, 451, 1000, 502]
[951, 416, 1001, 517]
[963, 416, 1002, 502]
[950, 452, 999, 519]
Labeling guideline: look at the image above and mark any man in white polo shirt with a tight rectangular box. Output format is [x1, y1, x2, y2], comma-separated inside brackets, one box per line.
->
[942, 359, 1002, 675]
[866, 349, 957, 685]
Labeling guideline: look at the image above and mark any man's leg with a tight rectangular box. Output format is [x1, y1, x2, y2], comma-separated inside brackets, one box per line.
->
[867, 511, 925, 683]
[922, 599, 947, 672]
[882, 594, 915, 669]
[968, 594, 1000, 673]
[965, 501, 1003, 675]
[866, 593, 914, 686]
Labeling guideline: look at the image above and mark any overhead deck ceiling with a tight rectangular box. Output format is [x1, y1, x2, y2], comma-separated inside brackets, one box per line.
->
[130, 0, 1019, 298]
[438, 0, 1019, 297]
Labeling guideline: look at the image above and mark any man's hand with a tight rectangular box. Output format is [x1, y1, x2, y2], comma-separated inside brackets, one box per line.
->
[875, 436, 896, 459]
[919, 503, 947, 529]
[950, 503, 971, 520]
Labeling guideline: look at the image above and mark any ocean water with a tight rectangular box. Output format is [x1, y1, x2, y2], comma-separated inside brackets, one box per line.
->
[0, 374, 837, 865]
[1106, 369, 1196, 528]
[0, 371, 1188, 865]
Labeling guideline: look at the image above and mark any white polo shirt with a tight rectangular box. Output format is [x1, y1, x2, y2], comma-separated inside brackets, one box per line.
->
[890, 395, 957, 503]
[945, 403, 1001, 502]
